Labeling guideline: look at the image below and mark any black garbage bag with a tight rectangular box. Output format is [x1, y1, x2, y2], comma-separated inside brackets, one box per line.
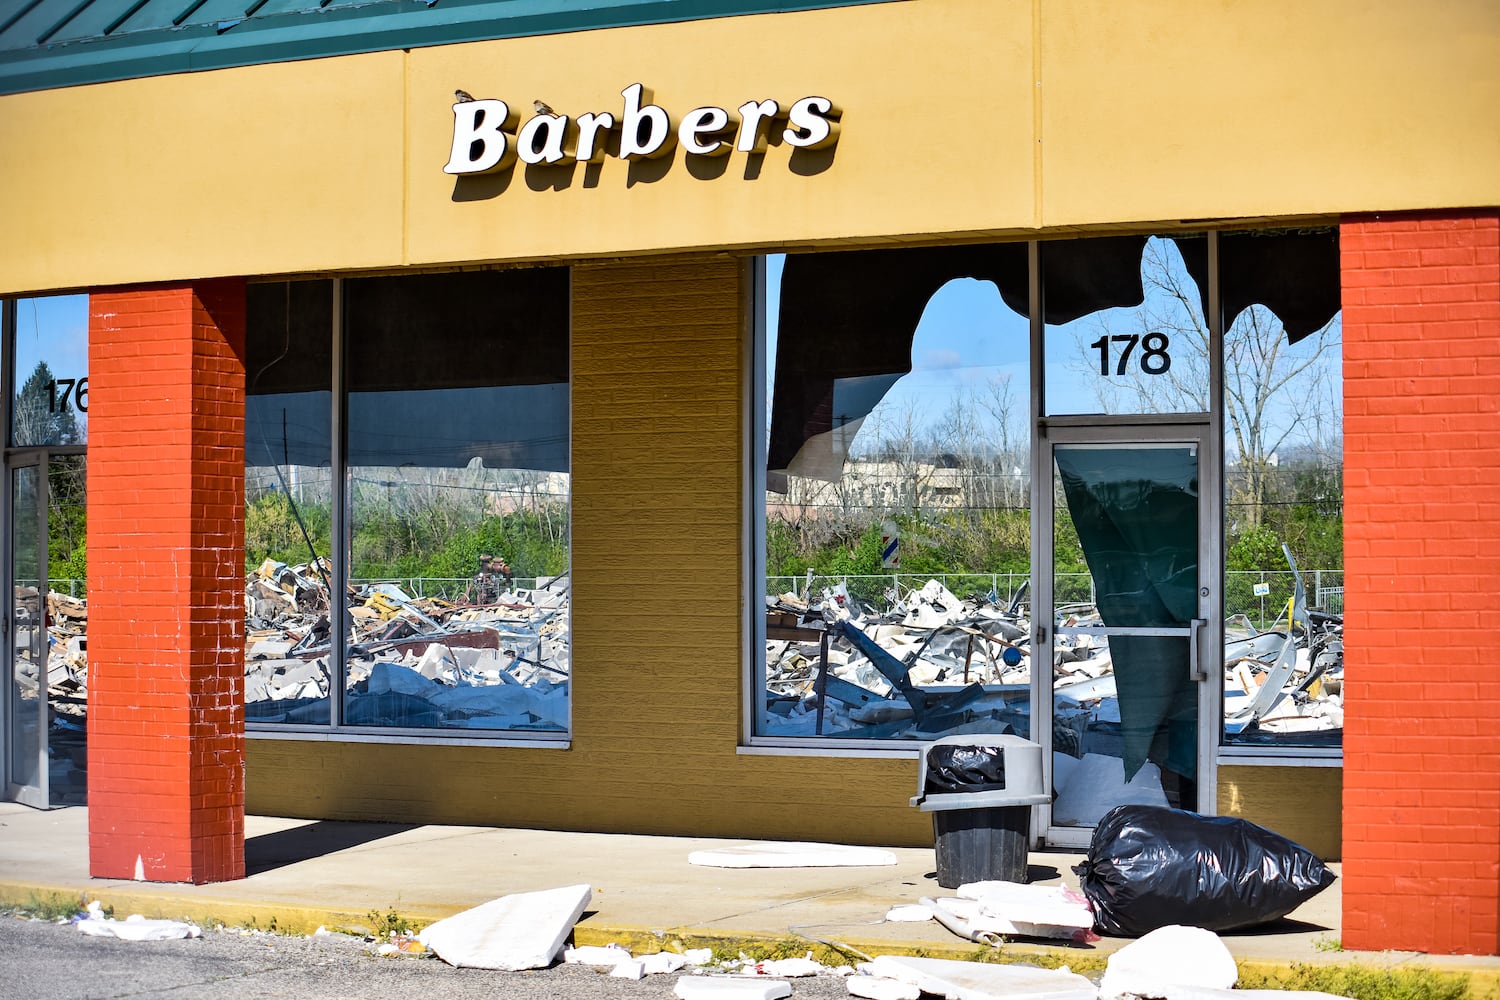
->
[924, 745, 1007, 793]
[1074, 804, 1336, 936]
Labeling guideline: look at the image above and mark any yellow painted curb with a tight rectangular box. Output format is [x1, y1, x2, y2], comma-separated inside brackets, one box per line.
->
[5, 880, 1497, 998]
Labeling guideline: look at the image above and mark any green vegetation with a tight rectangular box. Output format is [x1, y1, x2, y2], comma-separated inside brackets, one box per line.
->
[2, 891, 89, 921]
[244, 491, 568, 584]
[767, 455, 1340, 619]
[1238, 962, 1469, 1000]
[364, 905, 419, 937]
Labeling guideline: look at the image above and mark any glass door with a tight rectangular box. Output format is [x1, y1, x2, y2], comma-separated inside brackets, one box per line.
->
[1036, 425, 1216, 847]
[5, 455, 46, 807]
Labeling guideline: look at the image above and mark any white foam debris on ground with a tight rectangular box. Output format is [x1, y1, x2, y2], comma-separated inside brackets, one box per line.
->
[643, 952, 692, 975]
[564, 944, 691, 977]
[1098, 926, 1355, 999]
[846, 973, 922, 1000]
[673, 977, 793, 999]
[753, 954, 823, 977]
[416, 883, 591, 970]
[951, 881, 1098, 941]
[863, 954, 1098, 1000]
[564, 943, 635, 967]
[73, 902, 200, 941]
[688, 842, 897, 868]
[883, 903, 935, 922]
[1098, 925, 1242, 1000]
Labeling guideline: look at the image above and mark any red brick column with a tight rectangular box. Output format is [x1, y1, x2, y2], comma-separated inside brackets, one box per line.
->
[1341, 210, 1500, 954]
[86, 280, 247, 883]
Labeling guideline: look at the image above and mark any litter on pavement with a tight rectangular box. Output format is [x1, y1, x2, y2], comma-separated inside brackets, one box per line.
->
[73, 902, 200, 942]
[688, 842, 898, 868]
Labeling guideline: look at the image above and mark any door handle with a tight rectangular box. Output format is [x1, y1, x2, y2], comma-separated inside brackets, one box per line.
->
[1188, 618, 1208, 681]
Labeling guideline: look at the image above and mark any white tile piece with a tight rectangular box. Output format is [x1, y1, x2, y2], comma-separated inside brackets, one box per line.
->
[688, 842, 897, 867]
[417, 883, 591, 970]
[866, 954, 1097, 1000]
[673, 977, 793, 999]
[847, 975, 922, 1000]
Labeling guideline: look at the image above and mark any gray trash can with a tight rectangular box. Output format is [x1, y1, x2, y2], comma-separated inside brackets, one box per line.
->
[910, 734, 1049, 889]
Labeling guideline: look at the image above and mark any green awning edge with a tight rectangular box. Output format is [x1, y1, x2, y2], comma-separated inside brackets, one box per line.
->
[0, 0, 902, 97]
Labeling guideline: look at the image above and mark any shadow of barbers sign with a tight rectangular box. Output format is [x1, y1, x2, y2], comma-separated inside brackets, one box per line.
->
[444, 82, 840, 178]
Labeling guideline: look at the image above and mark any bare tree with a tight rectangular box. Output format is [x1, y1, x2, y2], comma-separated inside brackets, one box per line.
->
[1077, 238, 1342, 530]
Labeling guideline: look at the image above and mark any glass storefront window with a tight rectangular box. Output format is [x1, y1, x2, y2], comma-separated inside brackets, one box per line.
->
[760, 246, 1033, 741]
[1043, 235, 1210, 417]
[245, 281, 334, 726]
[4, 294, 90, 806]
[244, 270, 572, 737]
[11, 295, 88, 447]
[757, 229, 1345, 775]
[1219, 228, 1343, 751]
[344, 270, 571, 733]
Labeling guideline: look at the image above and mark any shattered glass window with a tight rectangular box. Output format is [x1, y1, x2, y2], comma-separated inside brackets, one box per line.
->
[758, 229, 1345, 771]
[1219, 229, 1343, 750]
[1043, 235, 1209, 417]
[761, 247, 1035, 741]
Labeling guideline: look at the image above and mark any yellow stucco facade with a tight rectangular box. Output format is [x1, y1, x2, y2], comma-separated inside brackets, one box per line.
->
[1, 0, 1496, 295]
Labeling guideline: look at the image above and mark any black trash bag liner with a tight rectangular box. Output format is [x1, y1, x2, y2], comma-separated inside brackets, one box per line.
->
[924, 745, 1007, 793]
[1074, 804, 1336, 936]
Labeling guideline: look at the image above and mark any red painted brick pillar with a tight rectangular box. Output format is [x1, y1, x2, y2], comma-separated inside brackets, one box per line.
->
[86, 280, 247, 883]
[1341, 210, 1500, 954]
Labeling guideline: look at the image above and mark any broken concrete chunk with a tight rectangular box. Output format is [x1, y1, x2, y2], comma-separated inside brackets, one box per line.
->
[688, 842, 897, 868]
[865, 955, 1097, 1000]
[1098, 925, 1238, 1000]
[847, 976, 921, 1000]
[673, 978, 793, 1000]
[417, 883, 591, 971]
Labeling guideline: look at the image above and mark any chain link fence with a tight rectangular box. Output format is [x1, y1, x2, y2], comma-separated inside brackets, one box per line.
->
[768, 570, 1344, 626]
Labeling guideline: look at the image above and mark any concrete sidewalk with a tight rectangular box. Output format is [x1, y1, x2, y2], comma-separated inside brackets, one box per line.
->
[0, 803, 1494, 986]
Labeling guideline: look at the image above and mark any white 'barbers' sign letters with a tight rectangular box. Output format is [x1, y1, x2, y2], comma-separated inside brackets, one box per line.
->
[444, 82, 840, 174]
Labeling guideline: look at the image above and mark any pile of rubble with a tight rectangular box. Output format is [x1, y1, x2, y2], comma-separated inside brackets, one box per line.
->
[762, 577, 1345, 749]
[245, 558, 570, 731]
